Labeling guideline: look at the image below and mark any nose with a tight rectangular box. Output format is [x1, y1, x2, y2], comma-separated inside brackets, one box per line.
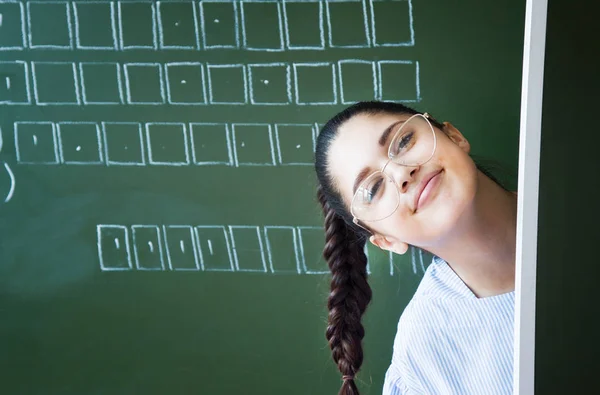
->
[384, 161, 418, 194]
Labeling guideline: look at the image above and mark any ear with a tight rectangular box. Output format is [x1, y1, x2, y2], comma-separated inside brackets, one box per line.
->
[369, 235, 410, 255]
[443, 122, 471, 154]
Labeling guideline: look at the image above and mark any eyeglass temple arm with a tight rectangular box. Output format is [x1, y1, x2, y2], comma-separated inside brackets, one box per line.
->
[352, 217, 373, 236]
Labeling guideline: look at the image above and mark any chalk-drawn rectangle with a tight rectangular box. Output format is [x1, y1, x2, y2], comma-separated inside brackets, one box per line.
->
[293, 63, 337, 105]
[97, 225, 132, 271]
[297, 226, 328, 274]
[27, 2, 72, 49]
[124, 63, 165, 104]
[207, 64, 247, 104]
[283, 0, 324, 50]
[229, 226, 266, 272]
[248, 63, 290, 105]
[0, 61, 30, 104]
[146, 123, 189, 166]
[195, 226, 233, 271]
[377, 60, 419, 102]
[132, 225, 165, 270]
[157, 1, 199, 49]
[79, 63, 123, 105]
[338, 60, 376, 104]
[241, 1, 283, 51]
[56, 122, 102, 165]
[118, 2, 156, 49]
[165, 63, 206, 104]
[32, 62, 80, 105]
[102, 122, 145, 166]
[73, 1, 117, 49]
[189, 123, 232, 165]
[0, 3, 26, 50]
[163, 225, 200, 271]
[370, 0, 413, 47]
[326, 0, 369, 48]
[275, 124, 315, 165]
[14, 122, 59, 164]
[264, 226, 300, 274]
[231, 124, 275, 166]
[199, 1, 238, 49]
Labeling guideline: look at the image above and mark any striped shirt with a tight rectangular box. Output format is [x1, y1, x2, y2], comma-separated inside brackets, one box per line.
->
[382, 256, 515, 394]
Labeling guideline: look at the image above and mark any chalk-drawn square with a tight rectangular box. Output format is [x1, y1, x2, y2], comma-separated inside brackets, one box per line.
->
[124, 64, 164, 104]
[32, 62, 79, 105]
[378, 61, 418, 102]
[97, 225, 132, 271]
[27, 2, 72, 48]
[102, 122, 144, 166]
[232, 124, 274, 166]
[229, 226, 266, 272]
[241, 1, 283, 51]
[297, 227, 328, 274]
[200, 1, 238, 48]
[293, 63, 336, 104]
[195, 226, 233, 271]
[14, 122, 58, 164]
[275, 124, 315, 165]
[283, 1, 323, 49]
[79, 63, 122, 104]
[326, 0, 369, 47]
[146, 123, 189, 165]
[207, 65, 247, 104]
[370, 0, 413, 46]
[165, 63, 206, 104]
[118, 2, 156, 49]
[189, 123, 231, 165]
[73, 2, 116, 49]
[158, 1, 199, 49]
[164, 225, 200, 270]
[57, 122, 102, 164]
[248, 64, 290, 105]
[0, 3, 25, 49]
[338, 60, 376, 104]
[0, 61, 30, 104]
[132, 225, 164, 270]
[264, 227, 300, 273]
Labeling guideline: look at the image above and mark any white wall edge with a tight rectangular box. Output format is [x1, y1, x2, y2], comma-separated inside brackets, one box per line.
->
[514, 0, 548, 394]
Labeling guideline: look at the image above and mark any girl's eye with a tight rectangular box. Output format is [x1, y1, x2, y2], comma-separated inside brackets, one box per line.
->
[367, 178, 384, 203]
[397, 131, 414, 150]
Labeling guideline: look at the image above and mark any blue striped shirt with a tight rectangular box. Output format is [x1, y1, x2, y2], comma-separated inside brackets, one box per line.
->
[382, 256, 515, 394]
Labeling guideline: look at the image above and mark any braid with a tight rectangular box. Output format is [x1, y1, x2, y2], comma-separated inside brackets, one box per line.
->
[317, 185, 373, 395]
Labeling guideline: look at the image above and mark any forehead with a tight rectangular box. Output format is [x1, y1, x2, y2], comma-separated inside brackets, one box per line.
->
[327, 112, 412, 204]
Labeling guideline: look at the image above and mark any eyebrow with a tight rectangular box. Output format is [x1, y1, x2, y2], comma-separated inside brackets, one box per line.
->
[352, 120, 405, 196]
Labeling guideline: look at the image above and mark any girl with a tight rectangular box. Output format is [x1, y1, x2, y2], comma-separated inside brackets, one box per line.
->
[315, 101, 517, 394]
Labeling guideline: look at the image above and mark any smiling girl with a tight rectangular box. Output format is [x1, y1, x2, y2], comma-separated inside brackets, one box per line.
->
[315, 101, 517, 394]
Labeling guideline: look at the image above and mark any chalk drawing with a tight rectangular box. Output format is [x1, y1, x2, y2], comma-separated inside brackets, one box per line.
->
[3, 162, 15, 203]
[264, 226, 301, 274]
[118, 1, 157, 50]
[296, 226, 329, 274]
[163, 225, 200, 271]
[157, 1, 200, 50]
[206, 64, 248, 104]
[240, 1, 284, 51]
[247, 63, 291, 105]
[369, 0, 414, 47]
[124, 63, 165, 104]
[73, 1, 118, 50]
[31, 62, 81, 105]
[274, 123, 315, 166]
[229, 225, 268, 272]
[338, 59, 376, 104]
[195, 226, 235, 271]
[0, 60, 30, 105]
[97, 225, 132, 271]
[146, 123, 190, 166]
[282, 0, 324, 50]
[79, 62, 124, 105]
[132, 225, 165, 270]
[165, 62, 207, 105]
[231, 123, 276, 166]
[0, 2, 26, 50]
[56, 122, 103, 165]
[293, 62, 337, 105]
[325, 0, 370, 48]
[27, 1, 73, 49]
[189, 123, 232, 166]
[199, 0, 239, 49]
[102, 122, 145, 166]
[376, 60, 420, 102]
[14, 122, 59, 164]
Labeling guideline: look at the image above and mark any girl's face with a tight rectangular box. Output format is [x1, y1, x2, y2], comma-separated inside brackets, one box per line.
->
[327, 112, 477, 252]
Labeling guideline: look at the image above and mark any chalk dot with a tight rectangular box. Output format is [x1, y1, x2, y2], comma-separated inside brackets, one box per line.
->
[241, 142, 245, 147]
[214, 19, 220, 23]
[175, 21, 180, 26]
[181, 79, 187, 84]
[76, 146, 81, 151]
[124, 146, 128, 150]
[296, 144, 301, 149]
[263, 79, 269, 85]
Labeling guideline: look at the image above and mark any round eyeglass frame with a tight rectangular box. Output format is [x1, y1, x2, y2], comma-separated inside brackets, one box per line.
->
[350, 112, 438, 230]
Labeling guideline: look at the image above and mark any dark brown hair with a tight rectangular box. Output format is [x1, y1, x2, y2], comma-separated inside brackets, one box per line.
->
[314, 101, 509, 394]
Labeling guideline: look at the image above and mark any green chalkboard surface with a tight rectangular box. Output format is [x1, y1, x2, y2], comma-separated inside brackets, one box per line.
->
[0, 1, 524, 394]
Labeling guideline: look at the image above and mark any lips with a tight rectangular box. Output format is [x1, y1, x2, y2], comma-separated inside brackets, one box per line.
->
[414, 169, 443, 211]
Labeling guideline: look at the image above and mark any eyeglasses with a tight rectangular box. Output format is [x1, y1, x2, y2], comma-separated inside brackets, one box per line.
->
[350, 113, 437, 226]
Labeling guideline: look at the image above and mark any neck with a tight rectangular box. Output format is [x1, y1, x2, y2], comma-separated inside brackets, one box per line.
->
[430, 171, 517, 298]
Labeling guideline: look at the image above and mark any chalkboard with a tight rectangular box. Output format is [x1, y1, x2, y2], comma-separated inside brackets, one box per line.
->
[0, 1, 525, 394]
